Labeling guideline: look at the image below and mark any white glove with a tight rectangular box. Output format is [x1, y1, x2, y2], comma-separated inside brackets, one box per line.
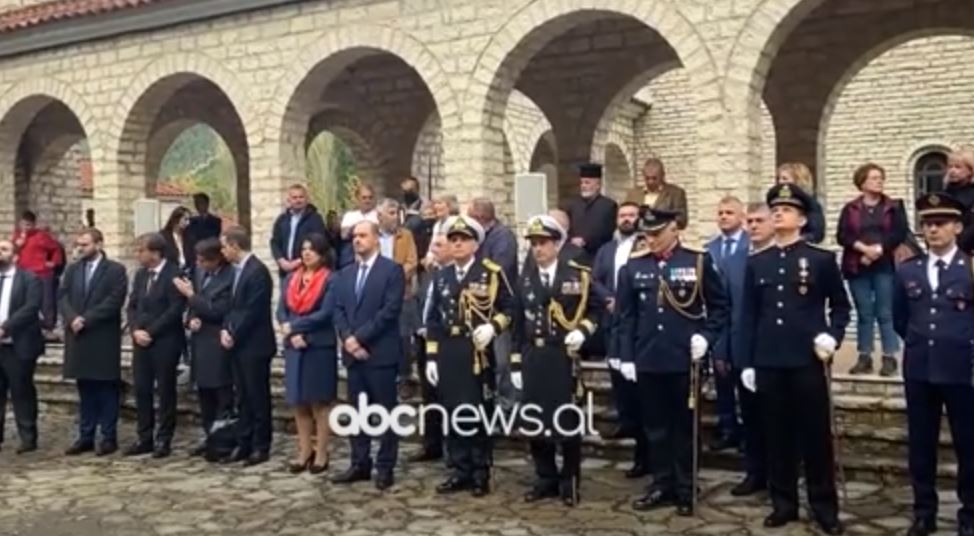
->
[607, 357, 621, 370]
[511, 371, 523, 390]
[425, 361, 439, 387]
[472, 324, 496, 350]
[690, 334, 708, 362]
[741, 368, 756, 393]
[814, 333, 838, 361]
[564, 330, 586, 352]
[620, 362, 637, 383]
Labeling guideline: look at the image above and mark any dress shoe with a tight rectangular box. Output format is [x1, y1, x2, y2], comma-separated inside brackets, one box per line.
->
[436, 477, 472, 494]
[96, 441, 118, 457]
[624, 464, 650, 479]
[152, 444, 172, 459]
[123, 441, 154, 457]
[374, 473, 394, 491]
[223, 447, 251, 464]
[243, 450, 270, 467]
[288, 454, 314, 474]
[309, 458, 330, 475]
[523, 485, 559, 503]
[65, 440, 95, 456]
[408, 448, 443, 463]
[332, 466, 372, 484]
[730, 475, 766, 496]
[763, 510, 798, 528]
[814, 517, 844, 535]
[189, 442, 208, 457]
[631, 489, 676, 511]
[676, 503, 694, 517]
[16, 442, 37, 455]
[471, 478, 490, 497]
[906, 518, 936, 536]
[709, 435, 740, 452]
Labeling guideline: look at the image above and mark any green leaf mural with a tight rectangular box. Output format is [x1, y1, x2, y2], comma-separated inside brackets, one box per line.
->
[158, 124, 237, 218]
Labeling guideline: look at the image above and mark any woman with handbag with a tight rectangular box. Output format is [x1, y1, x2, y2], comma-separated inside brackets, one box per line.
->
[836, 163, 909, 376]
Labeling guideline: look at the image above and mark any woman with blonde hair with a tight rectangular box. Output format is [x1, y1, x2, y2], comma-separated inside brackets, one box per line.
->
[945, 148, 974, 253]
[776, 162, 826, 243]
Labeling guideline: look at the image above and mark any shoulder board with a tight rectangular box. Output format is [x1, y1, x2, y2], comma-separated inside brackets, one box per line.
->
[567, 260, 591, 272]
[482, 258, 500, 271]
[749, 244, 773, 256]
[630, 249, 651, 259]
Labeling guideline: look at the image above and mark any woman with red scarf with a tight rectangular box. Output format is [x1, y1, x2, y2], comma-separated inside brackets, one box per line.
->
[277, 233, 337, 474]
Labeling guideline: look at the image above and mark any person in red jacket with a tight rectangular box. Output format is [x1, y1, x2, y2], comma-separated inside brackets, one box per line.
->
[12, 211, 64, 332]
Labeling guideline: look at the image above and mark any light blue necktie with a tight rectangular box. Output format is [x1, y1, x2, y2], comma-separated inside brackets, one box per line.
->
[722, 237, 735, 260]
[355, 263, 368, 301]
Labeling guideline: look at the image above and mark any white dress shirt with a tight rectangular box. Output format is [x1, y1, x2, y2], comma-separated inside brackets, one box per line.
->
[455, 257, 475, 281]
[719, 228, 745, 258]
[538, 260, 558, 287]
[341, 209, 379, 238]
[927, 246, 958, 290]
[613, 235, 636, 289]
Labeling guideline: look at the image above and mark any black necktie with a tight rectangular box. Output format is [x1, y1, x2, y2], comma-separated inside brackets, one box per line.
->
[541, 271, 550, 288]
[146, 270, 157, 294]
[936, 259, 948, 290]
[202, 272, 213, 289]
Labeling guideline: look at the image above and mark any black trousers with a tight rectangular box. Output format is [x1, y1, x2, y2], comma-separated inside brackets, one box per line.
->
[610, 367, 648, 466]
[529, 437, 581, 490]
[447, 432, 492, 483]
[198, 385, 234, 436]
[348, 364, 399, 475]
[638, 371, 694, 502]
[905, 380, 974, 525]
[737, 374, 767, 481]
[232, 354, 273, 453]
[758, 365, 838, 521]
[0, 347, 38, 446]
[133, 347, 180, 445]
[415, 335, 443, 454]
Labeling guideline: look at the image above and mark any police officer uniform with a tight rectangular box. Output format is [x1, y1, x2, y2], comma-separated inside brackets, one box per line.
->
[893, 193, 974, 536]
[740, 183, 850, 534]
[617, 207, 729, 516]
[511, 216, 599, 507]
[425, 216, 514, 497]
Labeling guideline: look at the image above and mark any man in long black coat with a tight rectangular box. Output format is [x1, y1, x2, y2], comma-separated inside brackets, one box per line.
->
[60, 228, 128, 456]
[125, 233, 187, 458]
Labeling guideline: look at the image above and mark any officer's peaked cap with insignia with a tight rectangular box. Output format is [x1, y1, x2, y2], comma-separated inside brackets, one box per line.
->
[766, 183, 813, 213]
[444, 215, 485, 244]
[916, 192, 964, 221]
[637, 205, 678, 233]
[525, 214, 566, 247]
[578, 162, 603, 179]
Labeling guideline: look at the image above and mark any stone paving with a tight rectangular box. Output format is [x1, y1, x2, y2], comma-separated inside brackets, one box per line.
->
[0, 415, 954, 535]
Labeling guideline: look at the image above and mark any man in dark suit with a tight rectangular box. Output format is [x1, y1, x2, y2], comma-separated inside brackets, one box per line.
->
[220, 226, 276, 466]
[61, 228, 128, 456]
[563, 163, 618, 259]
[173, 238, 235, 456]
[185, 193, 223, 264]
[333, 220, 405, 491]
[125, 233, 186, 458]
[591, 201, 646, 477]
[0, 238, 43, 453]
[270, 184, 328, 279]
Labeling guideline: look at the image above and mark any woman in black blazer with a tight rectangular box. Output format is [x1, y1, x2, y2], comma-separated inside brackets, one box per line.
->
[161, 206, 192, 272]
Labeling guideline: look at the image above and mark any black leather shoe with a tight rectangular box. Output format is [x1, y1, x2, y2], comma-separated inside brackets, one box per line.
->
[96, 441, 118, 456]
[709, 435, 740, 452]
[408, 448, 443, 463]
[123, 441, 153, 457]
[730, 475, 766, 496]
[224, 447, 251, 464]
[676, 503, 694, 517]
[631, 489, 676, 511]
[625, 464, 650, 479]
[436, 477, 472, 494]
[16, 442, 37, 454]
[906, 518, 936, 536]
[523, 485, 559, 503]
[65, 440, 95, 456]
[190, 442, 207, 457]
[243, 450, 269, 467]
[152, 444, 172, 459]
[374, 473, 394, 491]
[471, 479, 490, 497]
[814, 517, 844, 535]
[332, 466, 372, 484]
[763, 510, 798, 528]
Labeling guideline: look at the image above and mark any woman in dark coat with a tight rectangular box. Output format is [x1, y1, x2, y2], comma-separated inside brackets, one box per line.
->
[173, 238, 235, 456]
[277, 233, 337, 474]
[161, 206, 192, 272]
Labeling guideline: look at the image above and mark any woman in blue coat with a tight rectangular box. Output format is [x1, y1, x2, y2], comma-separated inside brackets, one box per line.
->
[277, 233, 337, 474]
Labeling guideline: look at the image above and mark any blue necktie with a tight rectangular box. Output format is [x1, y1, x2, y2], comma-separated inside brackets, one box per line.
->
[232, 265, 242, 294]
[355, 263, 368, 301]
[722, 237, 735, 260]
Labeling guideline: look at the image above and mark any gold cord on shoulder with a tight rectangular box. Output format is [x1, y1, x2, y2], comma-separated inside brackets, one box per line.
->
[657, 253, 705, 320]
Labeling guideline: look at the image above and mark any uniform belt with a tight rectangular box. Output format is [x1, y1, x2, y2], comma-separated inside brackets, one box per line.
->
[448, 326, 469, 337]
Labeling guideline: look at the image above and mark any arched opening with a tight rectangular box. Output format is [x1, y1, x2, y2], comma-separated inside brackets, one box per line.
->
[529, 131, 558, 210]
[0, 96, 90, 238]
[118, 74, 251, 234]
[604, 143, 632, 200]
[306, 130, 362, 217]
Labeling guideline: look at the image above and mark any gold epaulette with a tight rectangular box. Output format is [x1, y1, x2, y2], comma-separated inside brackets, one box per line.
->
[630, 249, 651, 259]
[568, 260, 590, 272]
[482, 258, 500, 271]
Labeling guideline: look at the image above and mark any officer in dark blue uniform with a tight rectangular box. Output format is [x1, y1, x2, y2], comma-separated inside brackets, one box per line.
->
[510, 215, 599, 507]
[739, 183, 850, 534]
[424, 215, 515, 498]
[617, 207, 729, 516]
[893, 192, 974, 536]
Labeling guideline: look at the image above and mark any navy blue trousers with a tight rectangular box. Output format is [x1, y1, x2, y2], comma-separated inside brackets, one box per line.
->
[76, 379, 119, 443]
[347, 364, 399, 475]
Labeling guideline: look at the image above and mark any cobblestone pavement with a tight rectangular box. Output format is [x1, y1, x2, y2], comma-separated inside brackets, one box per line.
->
[0, 415, 950, 535]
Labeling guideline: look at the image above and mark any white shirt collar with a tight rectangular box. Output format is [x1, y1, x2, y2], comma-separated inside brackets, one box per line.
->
[456, 257, 475, 275]
[235, 252, 253, 269]
[538, 260, 558, 281]
[0, 265, 15, 277]
[722, 228, 745, 242]
[930, 246, 959, 267]
[150, 259, 167, 275]
[359, 251, 379, 269]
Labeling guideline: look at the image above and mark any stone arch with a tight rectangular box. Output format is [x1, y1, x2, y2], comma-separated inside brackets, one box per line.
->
[603, 142, 632, 201]
[727, 0, 974, 195]
[0, 79, 95, 236]
[412, 113, 444, 196]
[467, 0, 719, 204]
[268, 24, 461, 189]
[307, 110, 386, 196]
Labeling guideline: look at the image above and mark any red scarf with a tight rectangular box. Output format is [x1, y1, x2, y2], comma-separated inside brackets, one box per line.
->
[286, 267, 330, 315]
